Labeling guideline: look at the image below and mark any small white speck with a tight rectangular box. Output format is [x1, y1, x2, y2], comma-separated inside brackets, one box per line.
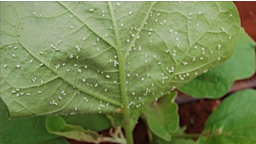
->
[198, 11, 202, 15]
[89, 8, 94, 12]
[183, 62, 188, 65]
[121, 23, 124, 27]
[12, 54, 16, 58]
[32, 12, 37, 15]
[16, 65, 21, 68]
[3, 64, 8, 68]
[106, 75, 111, 79]
[129, 11, 132, 15]
[218, 44, 222, 50]
[70, 26, 74, 29]
[38, 91, 42, 94]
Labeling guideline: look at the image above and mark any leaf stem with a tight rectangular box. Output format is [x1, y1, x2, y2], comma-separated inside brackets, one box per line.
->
[108, 2, 134, 144]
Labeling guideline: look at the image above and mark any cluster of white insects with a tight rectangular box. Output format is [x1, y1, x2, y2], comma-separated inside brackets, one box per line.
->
[2, 2, 234, 114]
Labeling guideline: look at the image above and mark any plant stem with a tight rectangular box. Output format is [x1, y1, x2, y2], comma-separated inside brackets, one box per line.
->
[117, 48, 133, 144]
[107, 2, 134, 144]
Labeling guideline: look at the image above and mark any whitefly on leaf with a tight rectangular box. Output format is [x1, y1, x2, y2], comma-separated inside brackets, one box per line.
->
[0, 1, 240, 118]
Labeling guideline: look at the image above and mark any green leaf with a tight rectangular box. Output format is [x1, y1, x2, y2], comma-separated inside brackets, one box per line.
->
[61, 114, 111, 132]
[0, 2, 240, 118]
[0, 98, 69, 144]
[152, 127, 196, 144]
[46, 116, 126, 143]
[46, 116, 100, 142]
[197, 89, 256, 144]
[39, 138, 70, 144]
[179, 29, 255, 98]
[144, 92, 178, 141]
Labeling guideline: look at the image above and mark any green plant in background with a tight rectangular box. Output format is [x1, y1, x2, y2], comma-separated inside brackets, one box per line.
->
[1, 1, 255, 144]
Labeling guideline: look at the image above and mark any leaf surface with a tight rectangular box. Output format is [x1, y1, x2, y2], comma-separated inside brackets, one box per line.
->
[152, 127, 196, 144]
[144, 92, 178, 141]
[0, 98, 69, 144]
[197, 89, 256, 144]
[46, 116, 126, 143]
[61, 114, 111, 132]
[0, 2, 240, 117]
[179, 29, 256, 98]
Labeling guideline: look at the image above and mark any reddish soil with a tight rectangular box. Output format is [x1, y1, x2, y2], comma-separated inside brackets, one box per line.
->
[178, 99, 221, 134]
[234, 1, 256, 41]
[70, 2, 256, 144]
